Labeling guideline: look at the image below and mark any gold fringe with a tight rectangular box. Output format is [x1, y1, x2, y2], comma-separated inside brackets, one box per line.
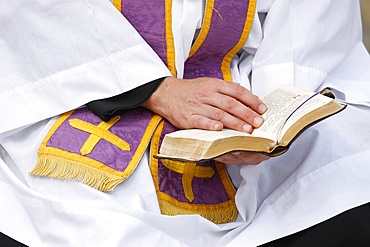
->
[158, 199, 238, 224]
[29, 154, 125, 191]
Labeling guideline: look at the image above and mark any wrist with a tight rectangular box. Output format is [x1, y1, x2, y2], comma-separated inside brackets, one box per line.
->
[142, 76, 174, 113]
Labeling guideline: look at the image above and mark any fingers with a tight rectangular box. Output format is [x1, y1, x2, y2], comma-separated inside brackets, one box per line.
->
[187, 105, 253, 132]
[217, 82, 267, 115]
[188, 113, 253, 133]
[198, 79, 267, 132]
[187, 114, 224, 131]
[207, 95, 264, 132]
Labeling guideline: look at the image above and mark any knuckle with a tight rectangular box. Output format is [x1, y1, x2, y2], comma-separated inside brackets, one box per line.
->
[234, 84, 245, 96]
[213, 109, 226, 120]
[195, 89, 210, 98]
[189, 115, 203, 128]
[206, 78, 223, 88]
[251, 95, 262, 107]
[202, 77, 216, 84]
[187, 99, 199, 107]
[243, 108, 255, 119]
[224, 98, 238, 110]
[214, 79, 224, 87]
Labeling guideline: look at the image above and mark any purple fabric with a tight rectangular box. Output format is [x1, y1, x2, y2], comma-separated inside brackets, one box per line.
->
[184, 1, 251, 79]
[120, 0, 250, 80]
[121, 0, 168, 66]
[157, 121, 231, 204]
[114, 0, 250, 205]
[47, 107, 154, 172]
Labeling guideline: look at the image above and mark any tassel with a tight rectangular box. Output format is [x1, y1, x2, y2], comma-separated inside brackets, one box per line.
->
[29, 154, 124, 191]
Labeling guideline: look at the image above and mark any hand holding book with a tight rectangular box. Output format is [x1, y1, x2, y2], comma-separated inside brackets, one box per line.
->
[155, 84, 346, 162]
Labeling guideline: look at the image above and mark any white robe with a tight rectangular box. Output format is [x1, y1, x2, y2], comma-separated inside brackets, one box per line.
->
[1, 0, 370, 246]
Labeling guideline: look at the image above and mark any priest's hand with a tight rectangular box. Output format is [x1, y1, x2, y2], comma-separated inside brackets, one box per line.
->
[143, 76, 267, 133]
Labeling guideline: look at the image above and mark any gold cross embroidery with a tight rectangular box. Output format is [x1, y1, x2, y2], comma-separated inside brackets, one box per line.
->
[68, 116, 130, 156]
[162, 159, 215, 202]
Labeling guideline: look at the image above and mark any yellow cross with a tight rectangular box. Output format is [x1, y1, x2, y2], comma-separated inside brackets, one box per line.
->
[162, 159, 215, 202]
[68, 116, 130, 156]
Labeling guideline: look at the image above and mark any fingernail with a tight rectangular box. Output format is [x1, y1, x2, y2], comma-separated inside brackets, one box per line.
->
[214, 123, 220, 130]
[259, 104, 267, 113]
[243, 124, 252, 132]
[254, 117, 263, 126]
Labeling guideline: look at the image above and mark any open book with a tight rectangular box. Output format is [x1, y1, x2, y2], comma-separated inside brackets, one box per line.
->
[155, 84, 346, 162]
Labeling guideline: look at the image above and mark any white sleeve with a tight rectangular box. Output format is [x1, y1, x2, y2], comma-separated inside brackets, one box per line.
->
[0, 0, 171, 133]
[250, 0, 370, 100]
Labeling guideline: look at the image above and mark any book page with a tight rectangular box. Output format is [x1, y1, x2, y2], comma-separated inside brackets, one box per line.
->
[252, 84, 331, 141]
[166, 128, 251, 141]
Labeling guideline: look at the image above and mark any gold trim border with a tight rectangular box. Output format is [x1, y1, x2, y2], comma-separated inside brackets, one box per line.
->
[221, 0, 257, 81]
[30, 109, 162, 191]
[150, 120, 238, 224]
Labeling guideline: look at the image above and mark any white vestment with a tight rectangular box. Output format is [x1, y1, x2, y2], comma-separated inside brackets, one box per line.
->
[1, 0, 370, 246]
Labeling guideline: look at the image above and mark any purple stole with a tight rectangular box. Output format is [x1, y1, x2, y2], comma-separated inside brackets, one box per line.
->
[30, 0, 256, 224]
